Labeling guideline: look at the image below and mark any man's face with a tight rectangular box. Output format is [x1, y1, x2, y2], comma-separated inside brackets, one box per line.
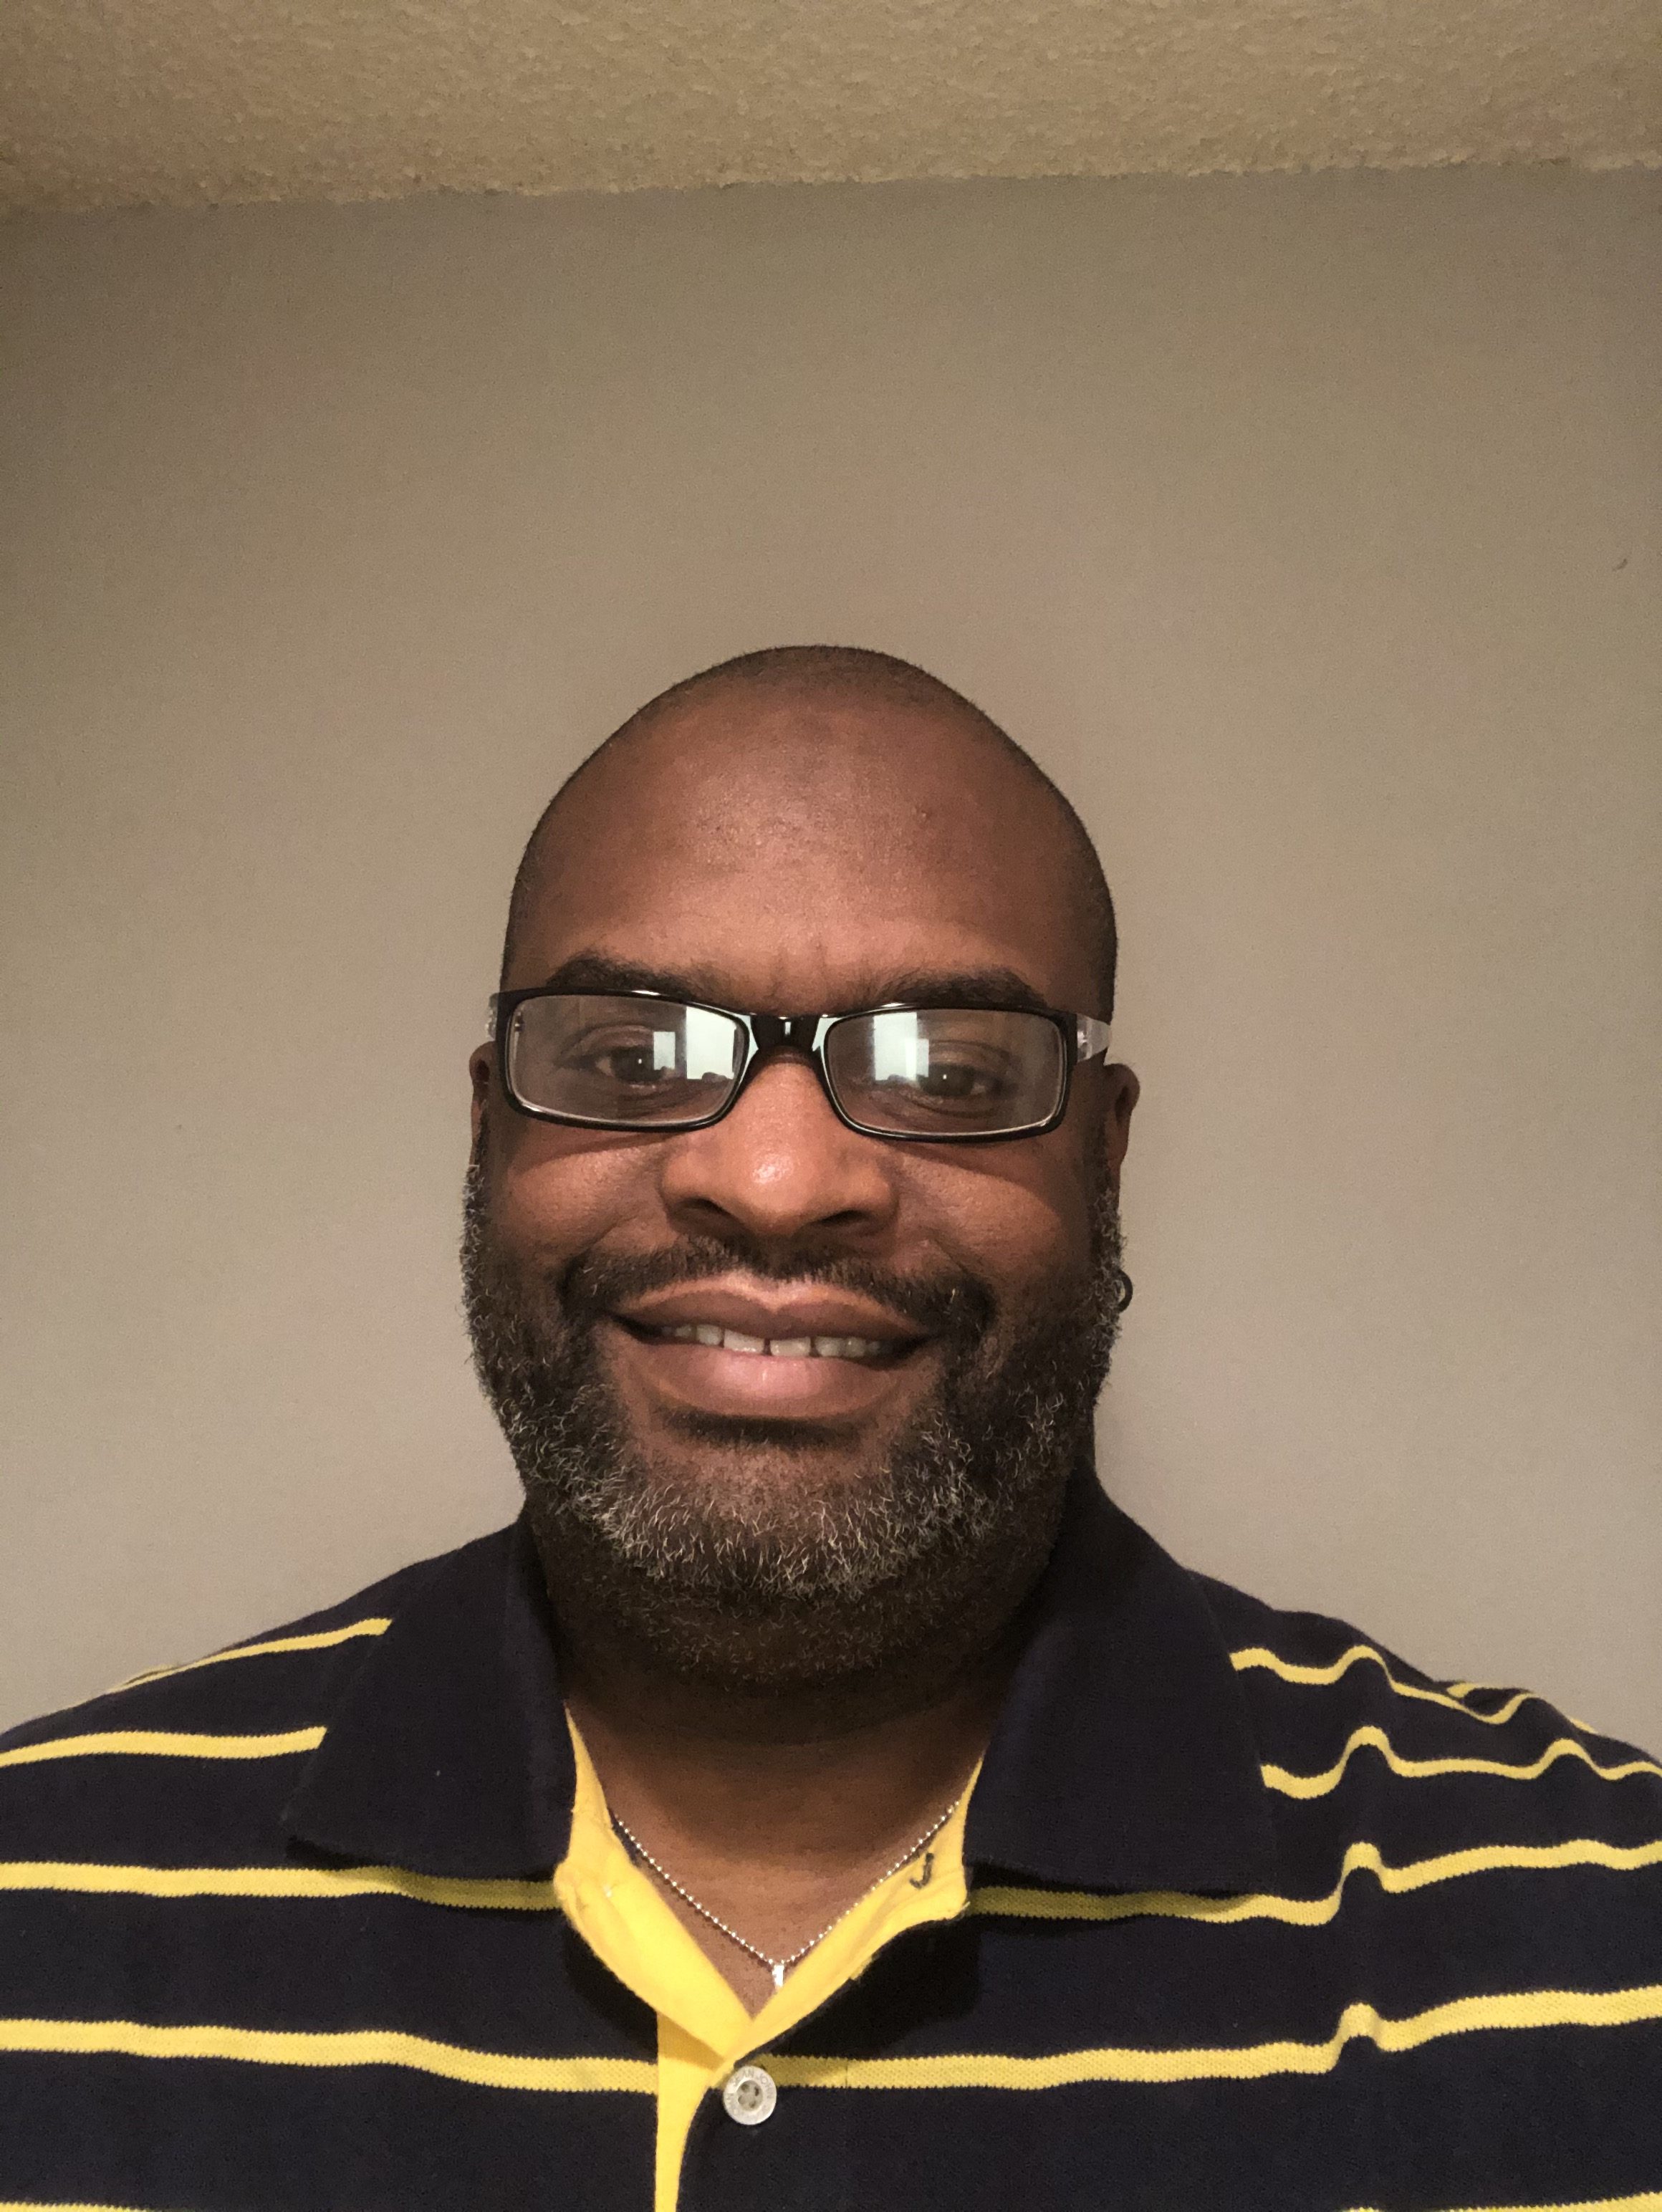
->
[464, 690, 1136, 1699]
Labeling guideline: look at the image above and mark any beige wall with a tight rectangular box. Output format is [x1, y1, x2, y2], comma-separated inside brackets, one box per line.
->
[3, 169, 1658, 1746]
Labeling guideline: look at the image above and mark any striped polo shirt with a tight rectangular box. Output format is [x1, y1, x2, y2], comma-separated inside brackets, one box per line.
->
[3, 1472, 1661, 2211]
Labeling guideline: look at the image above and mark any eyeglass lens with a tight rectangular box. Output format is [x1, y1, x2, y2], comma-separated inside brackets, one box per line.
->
[506, 996, 745, 1126]
[825, 1008, 1065, 1135]
[504, 996, 1068, 1136]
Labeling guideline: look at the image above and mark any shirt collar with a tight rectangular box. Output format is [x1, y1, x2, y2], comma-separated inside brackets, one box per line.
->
[283, 1522, 577, 1880]
[284, 1473, 1277, 1896]
[964, 1473, 1277, 1892]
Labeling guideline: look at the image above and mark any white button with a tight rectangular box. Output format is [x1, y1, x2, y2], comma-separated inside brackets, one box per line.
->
[722, 2063, 777, 2125]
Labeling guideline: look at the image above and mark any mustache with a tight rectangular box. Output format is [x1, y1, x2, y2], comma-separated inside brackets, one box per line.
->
[547, 1236, 998, 1350]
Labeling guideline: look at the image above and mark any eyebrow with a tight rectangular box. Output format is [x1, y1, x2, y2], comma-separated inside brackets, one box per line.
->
[532, 952, 1057, 1016]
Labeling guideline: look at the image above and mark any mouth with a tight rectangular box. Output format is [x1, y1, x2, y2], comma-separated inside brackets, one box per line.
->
[620, 1319, 907, 1365]
[603, 1279, 933, 1420]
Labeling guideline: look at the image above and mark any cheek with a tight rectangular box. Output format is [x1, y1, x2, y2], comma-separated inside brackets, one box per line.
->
[910, 1145, 1095, 1303]
[489, 1125, 662, 1264]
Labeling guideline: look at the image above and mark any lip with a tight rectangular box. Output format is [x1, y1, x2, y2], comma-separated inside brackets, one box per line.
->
[611, 1279, 927, 1352]
[602, 1276, 931, 1421]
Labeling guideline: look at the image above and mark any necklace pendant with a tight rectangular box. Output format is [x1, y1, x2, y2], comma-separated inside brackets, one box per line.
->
[771, 1961, 787, 1991]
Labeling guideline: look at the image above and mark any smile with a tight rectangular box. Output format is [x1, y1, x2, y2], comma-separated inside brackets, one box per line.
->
[604, 1280, 933, 1420]
[629, 1322, 900, 1362]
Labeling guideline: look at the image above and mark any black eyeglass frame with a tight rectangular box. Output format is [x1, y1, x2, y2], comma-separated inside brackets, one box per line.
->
[486, 986, 1114, 1145]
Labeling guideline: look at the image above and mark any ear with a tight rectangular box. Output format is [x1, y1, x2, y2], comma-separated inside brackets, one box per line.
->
[469, 1044, 494, 1150]
[1100, 1062, 1139, 1193]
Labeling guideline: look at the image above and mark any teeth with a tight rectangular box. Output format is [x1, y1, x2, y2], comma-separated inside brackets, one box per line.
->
[648, 1322, 893, 1360]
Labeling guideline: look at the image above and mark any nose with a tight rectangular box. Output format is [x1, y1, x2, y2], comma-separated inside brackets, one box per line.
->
[656, 1054, 900, 1248]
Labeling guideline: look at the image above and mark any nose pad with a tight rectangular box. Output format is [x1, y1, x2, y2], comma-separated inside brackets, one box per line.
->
[724, 1016, 835, 1119]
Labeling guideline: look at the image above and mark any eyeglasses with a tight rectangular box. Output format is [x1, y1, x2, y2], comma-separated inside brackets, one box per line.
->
[486, 989, 1113, 1143]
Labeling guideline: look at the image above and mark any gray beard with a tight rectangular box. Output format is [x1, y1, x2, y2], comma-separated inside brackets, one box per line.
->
[461, 1147, 1128, 1703]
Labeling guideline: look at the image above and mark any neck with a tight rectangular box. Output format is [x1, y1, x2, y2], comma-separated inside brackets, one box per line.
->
[544, 1568, 1034, 2012]
[567, 1651, 1006, 1852]
[560, 1625, 1008, 2006]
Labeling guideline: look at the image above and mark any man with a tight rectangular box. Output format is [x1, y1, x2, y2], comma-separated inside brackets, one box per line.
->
[2, 644, 1658, 2211]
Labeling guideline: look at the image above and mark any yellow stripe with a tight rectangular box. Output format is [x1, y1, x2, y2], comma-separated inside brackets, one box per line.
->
[973, 1834, 1662, 1928]
[11, 1828, 1661, 1920]
[768, 1981, 1662, 2091]
[1231, 1642, 1544, 1725]
[12, 1984, 1658, 2102]
[1263, 1726, 1662, 1800]
[115, 1617, 391, 1690]
[0, 1728, 325, 1772]
[0, 2203, 173, 2211]
[0, 1860, 559, 1910]
[0, 2017, 655, 2095]
[1343, 2196, 1662, 2212]
[10, 1832, 1660, 1923]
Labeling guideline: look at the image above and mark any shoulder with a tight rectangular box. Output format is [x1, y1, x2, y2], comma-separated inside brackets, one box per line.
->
[0, 1528, 516, 1862]
[1177, 1572, 1662, 2075]
[1193, 1567, 1662, 1857]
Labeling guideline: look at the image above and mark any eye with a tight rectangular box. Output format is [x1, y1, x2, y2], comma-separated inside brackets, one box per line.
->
[913, 1051, 1011, 1102]
[560, 1026, 681, 1087]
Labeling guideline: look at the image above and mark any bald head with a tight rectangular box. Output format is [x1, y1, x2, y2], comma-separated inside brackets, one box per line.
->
[501, 645, 1118, 1022]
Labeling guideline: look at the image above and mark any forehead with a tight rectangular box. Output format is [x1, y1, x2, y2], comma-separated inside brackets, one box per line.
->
[508, 693, 1100, 1012]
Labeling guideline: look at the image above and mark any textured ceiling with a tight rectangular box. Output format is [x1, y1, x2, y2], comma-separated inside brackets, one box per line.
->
[2, 0, 1657, 215]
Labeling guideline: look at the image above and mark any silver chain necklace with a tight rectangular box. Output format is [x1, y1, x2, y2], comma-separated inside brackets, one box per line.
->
[610, 1793, 964, 1992]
